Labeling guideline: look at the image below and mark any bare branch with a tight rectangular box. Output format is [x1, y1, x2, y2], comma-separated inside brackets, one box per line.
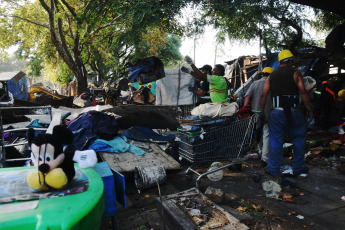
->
[2, 14, 49, 28]
[60, 0, 77, 17]
[87, 14, 123, 40]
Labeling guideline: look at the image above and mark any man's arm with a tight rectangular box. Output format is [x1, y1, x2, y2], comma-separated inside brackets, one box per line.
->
[243, 95, 250, 107]
[189, 64, 207, 81]
[294, 71, 312, 111]
[183, 55, 207, 81]
[194, 89, 206, 97]
[243, 83, 254, 107]
[260, 77, 270, 111]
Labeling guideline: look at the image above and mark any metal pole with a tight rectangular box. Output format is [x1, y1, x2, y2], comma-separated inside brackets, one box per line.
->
[258, 29, 263, 73]
[214, 43, 217, 65]
[193, 37, 196, 65]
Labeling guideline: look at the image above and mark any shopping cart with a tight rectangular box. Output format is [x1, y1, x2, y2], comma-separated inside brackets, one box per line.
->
[177, 113, 260, 188]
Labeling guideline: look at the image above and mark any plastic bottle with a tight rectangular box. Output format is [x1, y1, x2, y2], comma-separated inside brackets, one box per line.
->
[188, 132, 199, 144]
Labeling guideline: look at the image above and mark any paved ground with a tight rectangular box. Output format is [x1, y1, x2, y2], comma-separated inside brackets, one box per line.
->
[101, 155, 345, 230]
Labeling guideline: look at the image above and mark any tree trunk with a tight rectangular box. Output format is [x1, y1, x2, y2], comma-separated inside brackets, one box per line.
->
[325, 22, 345, 55]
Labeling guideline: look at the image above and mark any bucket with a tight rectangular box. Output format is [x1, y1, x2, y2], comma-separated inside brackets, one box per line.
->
[134, 166, 167, 190]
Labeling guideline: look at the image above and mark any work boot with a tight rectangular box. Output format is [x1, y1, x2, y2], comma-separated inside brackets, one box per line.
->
[260, 160, 267, 168]
[281, 173, 298, 187]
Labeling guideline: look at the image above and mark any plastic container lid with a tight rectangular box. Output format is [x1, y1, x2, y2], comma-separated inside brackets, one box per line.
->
[188, 132, 199, 137]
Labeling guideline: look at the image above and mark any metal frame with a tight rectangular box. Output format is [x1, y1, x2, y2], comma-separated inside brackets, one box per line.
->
[0, 106, 52, 167]
[178, 114, 259, 188]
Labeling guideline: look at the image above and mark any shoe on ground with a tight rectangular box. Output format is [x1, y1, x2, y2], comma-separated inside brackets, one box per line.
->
[260, 160, 267, 168]
[264, 168, 279, 178]
[281, 173, 298, 187]
[294, 166, 309, 176]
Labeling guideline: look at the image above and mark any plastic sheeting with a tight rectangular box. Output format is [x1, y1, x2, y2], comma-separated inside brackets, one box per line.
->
[155, 68, 197, 106]
[122, 126, 175, 144]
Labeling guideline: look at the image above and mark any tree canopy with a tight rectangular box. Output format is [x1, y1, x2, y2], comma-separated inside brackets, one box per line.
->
[1, 0, 345, 95]
[0, 0, 185, 94]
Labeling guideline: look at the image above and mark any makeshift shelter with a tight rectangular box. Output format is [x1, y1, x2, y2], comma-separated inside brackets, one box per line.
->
[234, 50, 319, 103]
[155, 68, 196, 106]
[0, 71, 29, 101]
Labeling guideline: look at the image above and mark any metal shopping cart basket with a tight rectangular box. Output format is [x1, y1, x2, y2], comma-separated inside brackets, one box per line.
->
[177, 113, 260, 188]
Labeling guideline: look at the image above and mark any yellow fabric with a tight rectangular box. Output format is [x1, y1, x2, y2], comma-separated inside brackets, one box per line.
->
[278, 50, 293, 61]
[262, 67, 273, 74]
[27, 171, 48, 191]
[45, 168, 68, 189]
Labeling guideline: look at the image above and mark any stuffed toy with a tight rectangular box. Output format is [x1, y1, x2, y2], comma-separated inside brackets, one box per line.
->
[27, 125, 97, 191]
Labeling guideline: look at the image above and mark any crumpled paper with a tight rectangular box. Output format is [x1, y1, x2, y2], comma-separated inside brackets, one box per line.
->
[262, 181, 281, 199]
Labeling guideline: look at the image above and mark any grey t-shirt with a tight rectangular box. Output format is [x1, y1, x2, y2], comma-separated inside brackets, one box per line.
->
[245, 77, 271, 121]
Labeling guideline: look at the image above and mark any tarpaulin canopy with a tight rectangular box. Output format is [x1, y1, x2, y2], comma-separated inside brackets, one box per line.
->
[155, 68, 197, 106]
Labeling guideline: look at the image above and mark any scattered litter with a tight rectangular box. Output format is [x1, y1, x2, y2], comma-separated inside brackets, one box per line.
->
[283, 194, 293, 203]
[273, 216, 288, 222]
[262, 181, 281, 199]
[244, 153, 259, 159]
[206, 162, 224, 181]
[237, 199, 266, 217]
[341, 196, 345, 201]
[189, 209, 201, 216]
[296, 215, 304, 219]
[288, 211, 296, 216]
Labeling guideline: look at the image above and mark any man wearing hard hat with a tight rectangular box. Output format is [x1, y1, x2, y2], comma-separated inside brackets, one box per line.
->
[260, 50, 313, 178]
[243, 67, 273, 167]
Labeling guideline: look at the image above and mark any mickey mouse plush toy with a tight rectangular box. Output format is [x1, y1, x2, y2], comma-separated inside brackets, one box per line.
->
[27, 125, 97, 191]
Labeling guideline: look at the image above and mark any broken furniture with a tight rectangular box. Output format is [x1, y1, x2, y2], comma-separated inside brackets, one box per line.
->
[178, 113, 260, 188]
[0, 106, 52, 167]
[0, 164, 104, 229]
[157, 188, 249, 230]
[99, 143, 181, 173]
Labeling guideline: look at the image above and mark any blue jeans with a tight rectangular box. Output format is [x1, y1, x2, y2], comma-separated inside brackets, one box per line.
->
[268, 109, 306, 176]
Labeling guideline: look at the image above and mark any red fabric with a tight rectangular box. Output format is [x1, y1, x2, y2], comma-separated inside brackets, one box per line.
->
[238, 105, 252, 119]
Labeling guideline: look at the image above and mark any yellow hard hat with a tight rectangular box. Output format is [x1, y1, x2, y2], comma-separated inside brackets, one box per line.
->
[128, 83, 132, 86]
[139, 85, 143, 88]
[278, 50, 294, 62]
[148, 83, 152, 86]
[104, 82, 108, 86]
[88, 82, 92, 86]
[261, 67, 274, 74]
[338, 89, 345, 100]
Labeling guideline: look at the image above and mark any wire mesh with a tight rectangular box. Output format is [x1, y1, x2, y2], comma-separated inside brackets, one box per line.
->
[178, 114, 258, 163]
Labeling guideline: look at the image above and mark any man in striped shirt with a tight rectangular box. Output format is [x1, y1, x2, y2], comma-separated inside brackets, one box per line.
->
[181, 56, 228, 103]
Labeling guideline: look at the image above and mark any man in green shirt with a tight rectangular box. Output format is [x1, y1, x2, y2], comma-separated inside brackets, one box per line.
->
[181, 56, 228, 103]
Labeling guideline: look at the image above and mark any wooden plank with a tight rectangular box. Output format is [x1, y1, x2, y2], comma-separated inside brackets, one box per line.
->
[0, 106, 52, 116]
[99, 143, 181, 173]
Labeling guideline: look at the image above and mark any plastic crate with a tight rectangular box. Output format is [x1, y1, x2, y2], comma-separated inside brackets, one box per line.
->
[93, 161, 117, 217]
[178, 115, 257, 163]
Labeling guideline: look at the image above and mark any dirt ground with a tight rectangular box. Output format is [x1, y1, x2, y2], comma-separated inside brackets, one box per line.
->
[101, 130, 345, 230]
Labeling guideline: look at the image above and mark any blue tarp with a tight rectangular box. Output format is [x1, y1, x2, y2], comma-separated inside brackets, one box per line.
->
[127, 57, 165, 85]
[67, 111, 118, 151]
[264, 49, 319, 76]
[122, 126, 175, 144]
[7, 75, 29, 101]
[88, 135, 145, 155]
